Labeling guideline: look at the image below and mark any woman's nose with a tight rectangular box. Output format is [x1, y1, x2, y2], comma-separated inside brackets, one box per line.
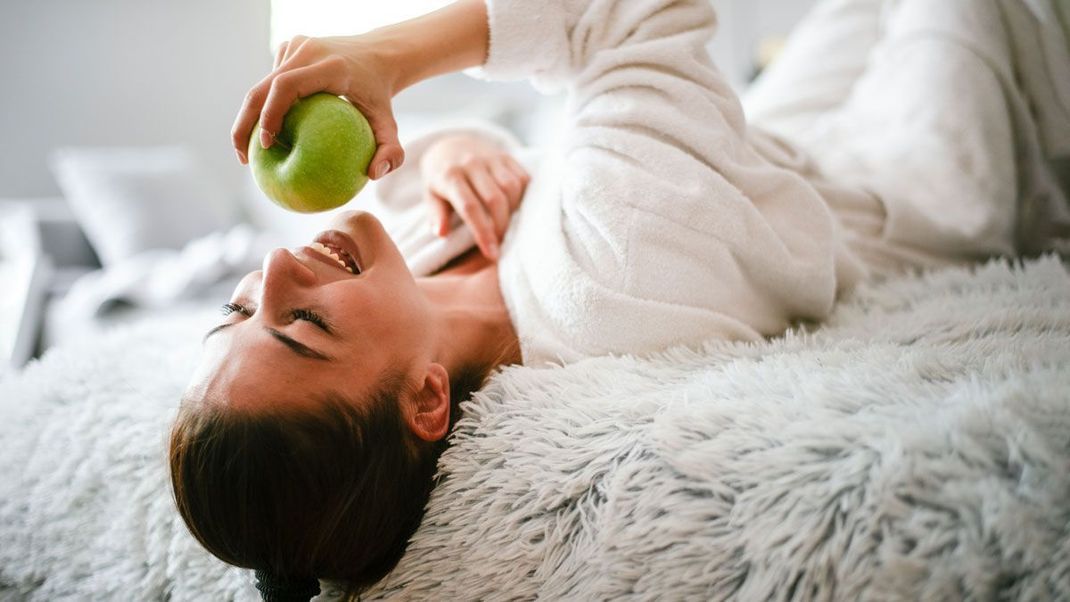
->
[260, 248, 317, 304]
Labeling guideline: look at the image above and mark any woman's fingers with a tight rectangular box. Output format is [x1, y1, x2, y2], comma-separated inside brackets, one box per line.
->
[279, 35, 309, 67]
[273, 41, 289, 71]
[234, 36, 312, 161]
[356, 102, 405, 180]
[466, 162, 511, 238]
[418, 138, 530, 259]
[443, 169, 498, 259]
[234, 33, 406, 177]
[488, 157, 525, 209]
[424, 190, 453, 237]
[502, 155, 531, 187]
[231, 76, 274, 163]
[257, 61, 346, 149]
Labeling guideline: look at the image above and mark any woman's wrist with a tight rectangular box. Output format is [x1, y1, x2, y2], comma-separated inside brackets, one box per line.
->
[365, 0, 489, 94]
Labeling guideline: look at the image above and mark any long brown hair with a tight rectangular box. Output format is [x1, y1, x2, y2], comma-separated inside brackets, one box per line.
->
[169, 363, 489, 598]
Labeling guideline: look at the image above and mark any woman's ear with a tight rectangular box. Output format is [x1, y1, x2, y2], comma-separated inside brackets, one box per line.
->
[404, 363, 451, 442]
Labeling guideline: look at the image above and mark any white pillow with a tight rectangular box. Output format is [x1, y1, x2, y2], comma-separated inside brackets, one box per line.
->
[50, 146, 239, 267]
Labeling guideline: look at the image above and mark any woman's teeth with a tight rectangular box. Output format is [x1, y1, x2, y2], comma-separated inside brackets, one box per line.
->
[309, 241, 355, 273]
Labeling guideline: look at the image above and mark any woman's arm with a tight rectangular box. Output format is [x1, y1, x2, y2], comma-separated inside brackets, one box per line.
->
[372, 0, 489, 94]
[230, 0, 489, 180]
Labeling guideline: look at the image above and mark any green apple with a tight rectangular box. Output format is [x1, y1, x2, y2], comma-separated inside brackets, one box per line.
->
[249, 93, 376, 213]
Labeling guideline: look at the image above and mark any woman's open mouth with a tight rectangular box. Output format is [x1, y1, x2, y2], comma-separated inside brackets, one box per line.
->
[308, 230, 363, 274]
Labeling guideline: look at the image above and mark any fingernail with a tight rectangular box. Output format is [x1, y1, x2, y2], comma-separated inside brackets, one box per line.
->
[260, 128, 272, 149]
[489, 241, 499, 260]
[235, 149, 246, 164]
[375, 161, 390, 179]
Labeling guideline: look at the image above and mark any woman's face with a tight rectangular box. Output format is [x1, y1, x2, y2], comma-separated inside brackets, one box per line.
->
[187, 210, 432, 410]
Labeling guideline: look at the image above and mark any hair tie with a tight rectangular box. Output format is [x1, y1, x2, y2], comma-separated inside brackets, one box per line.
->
[254, 569, 321, 602]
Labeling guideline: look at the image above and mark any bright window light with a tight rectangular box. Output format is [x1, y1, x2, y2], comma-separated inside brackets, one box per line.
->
[270, 0, 451, 50]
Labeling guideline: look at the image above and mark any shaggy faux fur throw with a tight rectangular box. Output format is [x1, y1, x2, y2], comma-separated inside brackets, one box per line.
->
[1, 256, 1068, 601]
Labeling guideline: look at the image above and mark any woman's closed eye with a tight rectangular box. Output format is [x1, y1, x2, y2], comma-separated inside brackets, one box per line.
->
[291, 308, 332, 333]
[220, 302, 332, 333]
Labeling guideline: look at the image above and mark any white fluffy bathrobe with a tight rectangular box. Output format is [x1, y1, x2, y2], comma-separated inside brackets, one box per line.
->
[371, 0, 1069, 367]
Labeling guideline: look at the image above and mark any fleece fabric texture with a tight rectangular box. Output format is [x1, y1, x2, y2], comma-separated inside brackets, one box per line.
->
[1, 256, 1068, 600]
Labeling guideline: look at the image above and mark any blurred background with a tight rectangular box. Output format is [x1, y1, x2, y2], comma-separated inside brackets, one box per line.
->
[0, 0, 817, 375]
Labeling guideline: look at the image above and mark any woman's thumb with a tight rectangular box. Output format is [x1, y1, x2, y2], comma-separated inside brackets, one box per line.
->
[363, 107, 405, 180]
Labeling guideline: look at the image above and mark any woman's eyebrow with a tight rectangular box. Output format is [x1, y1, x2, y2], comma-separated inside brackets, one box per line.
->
[202, 323, 332, 361]
[266, 328, 332, 361]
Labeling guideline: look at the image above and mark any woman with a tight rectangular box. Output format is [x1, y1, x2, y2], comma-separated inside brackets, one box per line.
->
[170, 0, 1064, 598]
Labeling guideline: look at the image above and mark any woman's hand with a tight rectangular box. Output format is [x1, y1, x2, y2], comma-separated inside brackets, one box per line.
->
[420, 134, 530, 260]
[231, 34, 405, 181]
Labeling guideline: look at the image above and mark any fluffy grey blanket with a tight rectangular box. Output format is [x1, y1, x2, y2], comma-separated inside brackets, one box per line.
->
[2, 256, 1068, 601]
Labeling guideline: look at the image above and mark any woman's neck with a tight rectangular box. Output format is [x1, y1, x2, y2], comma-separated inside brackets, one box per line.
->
[416, 250, 522, 377]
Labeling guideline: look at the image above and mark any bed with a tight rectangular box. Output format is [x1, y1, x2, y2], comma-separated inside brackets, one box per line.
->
[1, 253, 1068, 600]
[5, 0, 1070, 596]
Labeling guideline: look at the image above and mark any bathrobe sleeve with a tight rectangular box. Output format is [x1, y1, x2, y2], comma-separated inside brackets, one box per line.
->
[468, 0, 856, 345]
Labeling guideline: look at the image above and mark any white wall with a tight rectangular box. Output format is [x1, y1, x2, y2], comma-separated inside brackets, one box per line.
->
[710, 0, 819, 89]
[0, 0, 272, 198]
[0, 0, 816, 199]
